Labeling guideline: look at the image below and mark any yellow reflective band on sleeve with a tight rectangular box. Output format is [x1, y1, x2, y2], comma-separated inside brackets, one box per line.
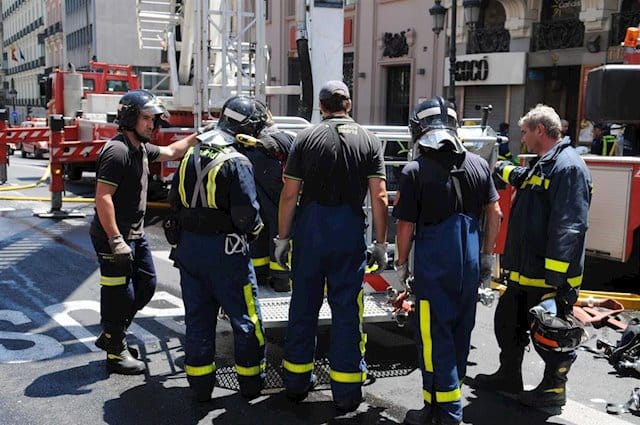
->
[357, 289, 367, 357]
[235, 361, 266, 377]
[206, 159, 226, 209]
[185, 362, 216, 377]
[178, 148, 193, 208]
[100, 275, 127, 286]
[269, 261, 288, 271]
[423, 389, 432, 404]
[419, 300, 434, 373]
[510, 271, 582, 289]
[501, 165, 516, 183]
[283, 173, 303, 181]
[243, 283, 264, 347]
[252, 256, 269, 267]
[283, 359, 314, 374]
[329, 369, 367, 383]
[96, 178, 118, 188]
[436, 387, 462, 403]
[523, 174, 550, 190]
[545, 258, 570, 273]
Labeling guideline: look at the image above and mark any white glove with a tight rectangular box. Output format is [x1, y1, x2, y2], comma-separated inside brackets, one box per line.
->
[273, 237, 291, 270]
[367, 242, 388, 274]
[393, 260, 410, 292]
[108, 234, 133, 272]
[480, 253, 494, 288]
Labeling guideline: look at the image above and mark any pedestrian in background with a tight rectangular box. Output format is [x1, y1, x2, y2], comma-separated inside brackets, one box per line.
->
[168, 115, 266, 402]
[275, 80, 389, 413]
[91, 90, 200, 375]
[475, 104, 592, 408]
[395, 97, 501, 425]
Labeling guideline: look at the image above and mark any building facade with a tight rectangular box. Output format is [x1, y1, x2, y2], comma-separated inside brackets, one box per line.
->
[265, 0, 640, 152]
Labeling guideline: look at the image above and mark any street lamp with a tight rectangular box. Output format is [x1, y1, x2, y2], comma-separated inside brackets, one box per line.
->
[7, 88, 17, 125]
[429, 0, 481, 107]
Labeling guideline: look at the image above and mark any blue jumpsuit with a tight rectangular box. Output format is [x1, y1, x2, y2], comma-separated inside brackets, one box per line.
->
[281, 116, 386, 404]
[394, 150, 498, 424]
[169, 141, 266, 398]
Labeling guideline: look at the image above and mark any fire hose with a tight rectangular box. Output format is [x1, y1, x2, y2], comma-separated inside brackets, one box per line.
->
[0, 164, 50, 191]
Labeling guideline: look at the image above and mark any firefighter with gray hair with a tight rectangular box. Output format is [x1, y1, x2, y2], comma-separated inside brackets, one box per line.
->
[394, 96, 501, 425]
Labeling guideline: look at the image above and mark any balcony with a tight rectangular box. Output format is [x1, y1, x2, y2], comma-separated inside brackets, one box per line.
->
[610, 11, 640, 46]
[531, 19, 585, 51]
[466, 27, 510, 54]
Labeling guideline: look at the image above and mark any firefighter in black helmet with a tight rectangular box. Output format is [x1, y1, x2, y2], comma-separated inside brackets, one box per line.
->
[90, 89, 201, 375]
[396, 96, 501, 425]
[219, 95, 294, 292]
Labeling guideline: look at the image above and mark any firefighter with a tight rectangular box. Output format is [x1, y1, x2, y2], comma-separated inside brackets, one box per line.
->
[90, 89, 200, 375]
[218, 96, 294, 292]
[275, 80, 389, 412]
[168, 123, 266, 402]
[474, 104, 592, 408]
[395, 97, 502, 425]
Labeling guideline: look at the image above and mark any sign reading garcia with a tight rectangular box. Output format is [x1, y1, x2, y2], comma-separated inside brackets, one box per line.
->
[444, 52, 527, 87]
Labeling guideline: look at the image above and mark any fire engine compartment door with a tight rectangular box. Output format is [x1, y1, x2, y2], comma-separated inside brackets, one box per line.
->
[585, 165, 632, 261]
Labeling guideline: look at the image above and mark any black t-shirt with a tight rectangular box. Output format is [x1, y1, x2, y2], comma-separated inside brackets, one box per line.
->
[284, 116, 385, 212]
[90, 133, 160, 239]
[393, 150, 498, 225]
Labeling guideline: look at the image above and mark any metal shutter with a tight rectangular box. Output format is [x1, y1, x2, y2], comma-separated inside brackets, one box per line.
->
[462, 85, 507, 130]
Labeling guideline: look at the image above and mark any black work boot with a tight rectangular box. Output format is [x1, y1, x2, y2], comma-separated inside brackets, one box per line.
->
[403, 406, 433, 424]
[104, 333, 146, 375]
[473, 352, 524, 393]
[270, 276, 291, 293]
[95, 331, 139, 359]
[518, 362, 572, 407]
[188, 375, 215, 402]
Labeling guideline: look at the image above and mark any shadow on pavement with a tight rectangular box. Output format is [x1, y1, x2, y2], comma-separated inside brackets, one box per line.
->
[463, 387, 557, 425]
[24, 360, 110, 397]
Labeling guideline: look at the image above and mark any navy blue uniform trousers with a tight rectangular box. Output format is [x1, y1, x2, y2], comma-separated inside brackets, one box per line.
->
[173, 231, 266, 393]
[90, 233, 157, 333]
[413, 213, 479, 424]
[283, 203, 368, 403]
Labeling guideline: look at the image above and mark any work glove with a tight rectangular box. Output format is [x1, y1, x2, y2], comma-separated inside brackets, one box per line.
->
[108, 234, 133, 274]
[197, 122, 216, 135]
[479, 253, 494, 289]
[367, 242, 388, 274]
[555, 284, 577, 318]
[393, 260, 410, 292]
[494, 161, 528, 187]
[274, 236, 291, 271]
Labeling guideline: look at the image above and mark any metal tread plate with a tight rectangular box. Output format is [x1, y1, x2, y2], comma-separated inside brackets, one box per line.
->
[259, 292, 393, 328]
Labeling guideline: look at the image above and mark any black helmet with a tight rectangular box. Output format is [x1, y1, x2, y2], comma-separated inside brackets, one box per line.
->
[529, 304, 586, 352]
[409, 96, 458, 140]
[116, 89, 169, 131]
[409, 96, 463, 153]
[217, 96, 272, 137]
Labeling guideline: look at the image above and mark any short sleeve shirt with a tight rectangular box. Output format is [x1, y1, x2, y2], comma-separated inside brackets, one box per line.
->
[284, 116, 385, 211]
[393, 151, 498, 224]
[90, 134, 160, 239]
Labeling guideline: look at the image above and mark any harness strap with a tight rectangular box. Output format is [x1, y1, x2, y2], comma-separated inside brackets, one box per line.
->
[190, 146, 244, 208]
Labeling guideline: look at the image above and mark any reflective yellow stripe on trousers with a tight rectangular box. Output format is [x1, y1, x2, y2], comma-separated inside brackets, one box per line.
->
[283, 359, 314, 374]
[185, 362, 216, 377]
[419, 300, 433, 373]
[236, 360, 266, 377]
[509, 271, 582, 288]
[243, 283, 264, 347]
[252, 256, 269, 268]
[100, 275, 127, 286]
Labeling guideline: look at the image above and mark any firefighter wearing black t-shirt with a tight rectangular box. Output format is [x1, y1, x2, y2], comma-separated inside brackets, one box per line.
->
[168, 124, 265, 402]
[90, 90, 200, 375]
[275, 81, 389, 413]
[217, 96, 294, 292]
[394, 97, 502, 425]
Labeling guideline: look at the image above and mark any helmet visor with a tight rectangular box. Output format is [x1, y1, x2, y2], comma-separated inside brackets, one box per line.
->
[416, 129, 466, 153]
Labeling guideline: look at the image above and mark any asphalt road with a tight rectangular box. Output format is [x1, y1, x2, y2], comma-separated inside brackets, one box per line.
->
[1, 154, 639, 425]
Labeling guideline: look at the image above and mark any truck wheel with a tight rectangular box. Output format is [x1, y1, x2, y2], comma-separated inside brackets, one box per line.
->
[65, 165, 82, 181]
[21, 150, 27, 158]
[34, 149, 44, 159]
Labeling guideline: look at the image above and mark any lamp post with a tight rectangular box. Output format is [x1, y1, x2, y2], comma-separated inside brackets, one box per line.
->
[429, 0, 481, 108]
[7, 88, 17, 126]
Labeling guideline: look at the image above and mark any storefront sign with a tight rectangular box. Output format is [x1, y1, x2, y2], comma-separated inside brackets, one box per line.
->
[444, 52, 526, 86]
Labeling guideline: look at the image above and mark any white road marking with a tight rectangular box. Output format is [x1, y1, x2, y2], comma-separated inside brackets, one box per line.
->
[0, 310, 64, 363]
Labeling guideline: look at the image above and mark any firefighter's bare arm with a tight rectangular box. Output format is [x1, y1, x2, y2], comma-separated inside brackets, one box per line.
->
[482, 200, 502, 254]
[368, 177, 389, 245]
[156, 132, 200, 162]
[278, 177, 301, 239]
[395, 218, 415, 266]
[95, 181, 120, 239]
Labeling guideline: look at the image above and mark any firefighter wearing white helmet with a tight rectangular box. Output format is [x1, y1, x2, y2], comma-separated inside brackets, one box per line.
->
[395, 96, 502, 425]
[91, 89, 200, 375]
[475, 104, 592, 409]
